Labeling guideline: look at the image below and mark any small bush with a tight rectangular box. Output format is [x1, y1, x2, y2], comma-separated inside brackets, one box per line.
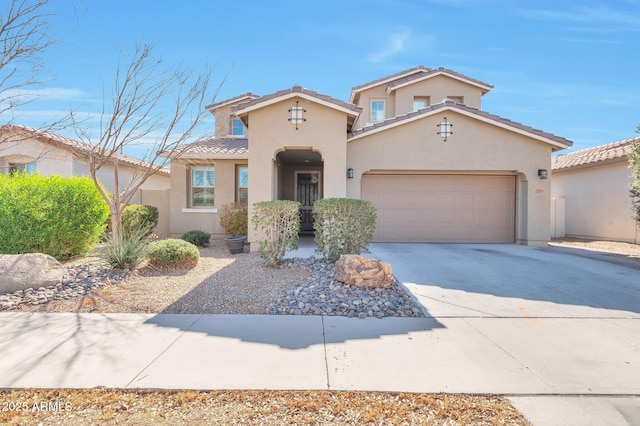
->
[181, 230, 211, 247]
[101, 229, 150, 270]
[122, 204, 159, 237]
[147, 238, 200, 269]
[252, 200, 300, 267]
[219, 203, 248, 237]
[313, 198, 377, 261]
[0, 173, 109, 260]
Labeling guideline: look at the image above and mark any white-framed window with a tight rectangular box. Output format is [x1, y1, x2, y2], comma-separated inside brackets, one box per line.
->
[232, 118, 245, 136]
[191, 166, 215, 207]
[9, 162, 36, 175]
[371, 100, 385, 122]
[237, 166, 248, 204]
[413, 96, 430, 110]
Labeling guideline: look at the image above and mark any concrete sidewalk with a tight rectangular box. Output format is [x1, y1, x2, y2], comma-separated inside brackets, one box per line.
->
[1, 312, 639, 424]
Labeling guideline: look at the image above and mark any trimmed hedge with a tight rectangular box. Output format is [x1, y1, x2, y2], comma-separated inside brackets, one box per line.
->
[181, 230, 211, 247]
[122, 204, 159, 237]
[313, 198, 376, 261]
[147, 238, 200, 269]
[252, 200, 300, 267]
[0, 173, 109, 260]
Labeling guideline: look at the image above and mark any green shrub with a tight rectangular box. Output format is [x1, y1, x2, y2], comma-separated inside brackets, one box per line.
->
[181, 230, 211, 247]
[122, 204, 159, 237]
[0, 173, 109, 260]
[313, 198, 377, 262]
[629, 139, 640, 223]
[252, 200, 300, 267]
[219, 202, 248, 237]
[101, 228, 150, 269]
[147, 238, 200, 269]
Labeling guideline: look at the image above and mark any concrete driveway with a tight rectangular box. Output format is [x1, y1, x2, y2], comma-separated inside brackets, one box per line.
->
[368, 243, 640, 425]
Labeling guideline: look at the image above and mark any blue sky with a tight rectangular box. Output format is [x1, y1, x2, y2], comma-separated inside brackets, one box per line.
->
[5, 0, 640, 156]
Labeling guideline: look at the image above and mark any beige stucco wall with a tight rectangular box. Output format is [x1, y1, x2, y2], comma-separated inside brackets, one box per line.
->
[347, 111, 554, 246]
[353, 75, 484, 129]
[0, 138, 73, 176]
[168, 158, 247, 236]
[394, 75, 482, 112]
[551, 160, 639, 243]
[72, 160, 170, 204]
[245, 97, 350, 247]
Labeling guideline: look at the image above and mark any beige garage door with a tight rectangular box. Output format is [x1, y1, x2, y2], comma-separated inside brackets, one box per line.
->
[361, 174, 516, 243]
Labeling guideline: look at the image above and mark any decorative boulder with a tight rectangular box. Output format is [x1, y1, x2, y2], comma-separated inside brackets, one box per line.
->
[0, 254, 63, 294]
[334, 255, 395, 289]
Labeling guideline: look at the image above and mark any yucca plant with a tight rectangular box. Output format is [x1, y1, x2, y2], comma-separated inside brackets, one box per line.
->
[100, 227, 150, 270]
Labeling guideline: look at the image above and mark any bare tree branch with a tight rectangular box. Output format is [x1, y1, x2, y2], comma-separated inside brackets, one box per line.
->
[71, 43, 225, 240]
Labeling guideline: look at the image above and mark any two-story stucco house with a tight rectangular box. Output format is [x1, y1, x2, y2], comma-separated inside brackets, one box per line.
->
[166, 66, 572, 249]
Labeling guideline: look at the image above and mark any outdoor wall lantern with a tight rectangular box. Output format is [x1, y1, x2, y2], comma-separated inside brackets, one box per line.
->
[538, 169, 549, 179]
[436, 117, 453, 142]
[347, 168, 354, 179]
[288, 98, 306, 130]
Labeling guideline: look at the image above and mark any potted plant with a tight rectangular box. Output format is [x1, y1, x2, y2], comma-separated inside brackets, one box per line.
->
[219, 202, 248, 254]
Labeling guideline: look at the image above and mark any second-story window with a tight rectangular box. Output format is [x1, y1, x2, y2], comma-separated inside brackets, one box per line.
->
[413, 96, 430, 110]
[371, 100, 385, 122]
[232, 118, 245, 136]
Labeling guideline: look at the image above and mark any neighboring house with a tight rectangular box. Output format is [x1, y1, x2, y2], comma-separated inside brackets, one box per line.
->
[0, 125, 172, 236]
[166, 66, 573, 248]
[551, 138, 639, 244]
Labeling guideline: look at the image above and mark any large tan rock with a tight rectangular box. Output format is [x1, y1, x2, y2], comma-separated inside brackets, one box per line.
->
[0, 253, 63, 294]
[334, 255, 395, 289]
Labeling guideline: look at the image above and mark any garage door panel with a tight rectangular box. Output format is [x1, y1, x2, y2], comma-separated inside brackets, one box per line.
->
[362, 174, 515, 243]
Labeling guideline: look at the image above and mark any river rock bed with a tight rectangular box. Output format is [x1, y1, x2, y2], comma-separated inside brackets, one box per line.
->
[0, 264, 131, 310]
[268, 258, 425, 318]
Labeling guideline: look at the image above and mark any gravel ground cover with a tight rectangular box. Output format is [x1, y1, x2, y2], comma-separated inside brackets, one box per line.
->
[0, 389, 531, 425]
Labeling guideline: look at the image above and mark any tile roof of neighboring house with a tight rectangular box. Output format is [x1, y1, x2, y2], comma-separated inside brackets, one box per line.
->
[233, 85, 361, 116]
[172, 137, 248, 159]
[552, 138, 638, 171]
[206, 93, 260, 111]
[348, 100, 573, 150]
[0, 125, 170, 175]
[386, 67, 493, 95]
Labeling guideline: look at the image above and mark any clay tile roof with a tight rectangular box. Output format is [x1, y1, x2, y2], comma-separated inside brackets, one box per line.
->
[387, 67, 493, 93]
[176, 137, 248, 158]
[232, 86, 361, 115]
[350, 65, 431, 92]
[206, 93, 260, 111]
[552, 138, 638, 171]
[0, 124, 170, 175]
[348, 100, 572, 150]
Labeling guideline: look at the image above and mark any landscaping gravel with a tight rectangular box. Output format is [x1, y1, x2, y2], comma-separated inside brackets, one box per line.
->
[269, 258, 424, 318]
[1, 244, 423, 318]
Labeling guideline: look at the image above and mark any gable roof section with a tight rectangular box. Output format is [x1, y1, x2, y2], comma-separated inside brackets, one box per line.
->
[348, 100, 573, 151]
[206, 93, 260, 112]
[233, 86, 361, 127]
[552, 138, 638, 172]
[0, 125, 170, 175]
[386, 67, 493, 95]
[171, 137, 248, 160]
[349, 66, 431, 103]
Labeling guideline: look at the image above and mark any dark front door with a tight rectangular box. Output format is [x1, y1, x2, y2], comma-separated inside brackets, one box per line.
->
[297, 173, 319, 232]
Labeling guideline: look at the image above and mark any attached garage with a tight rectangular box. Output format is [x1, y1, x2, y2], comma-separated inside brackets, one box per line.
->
[361, 174, 516, 243]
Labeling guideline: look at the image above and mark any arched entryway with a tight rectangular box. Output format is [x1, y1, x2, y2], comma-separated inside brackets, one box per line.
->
[275, 149, 323, 233]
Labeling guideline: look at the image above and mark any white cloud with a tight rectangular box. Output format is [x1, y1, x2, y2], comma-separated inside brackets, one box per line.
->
[368, 28, 431, 64]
